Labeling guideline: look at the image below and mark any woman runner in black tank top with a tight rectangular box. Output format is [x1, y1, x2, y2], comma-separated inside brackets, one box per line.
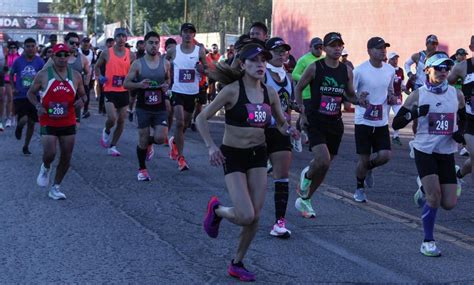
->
[195, 43, 299, 281]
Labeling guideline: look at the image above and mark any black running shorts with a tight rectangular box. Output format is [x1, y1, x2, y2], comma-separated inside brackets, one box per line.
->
[414, 149, 456, 184]
[220, 144, 268, 175]
[354, 124, 391, 155]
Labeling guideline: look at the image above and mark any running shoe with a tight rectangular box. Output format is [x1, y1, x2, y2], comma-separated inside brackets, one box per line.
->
[82, 111, 91, 119]
[146, 144, 155, 161]
[0, 122, 3, 132]
[420, 241, 441, 257]
[414, 176, 426, 208]
[48, 185, 66, 200]
[291, 136, 303, 152]
[459, 147, 469, 157]
[270, 218, 291, 238]
[5, 119, 12, 128]
[353, 188, 367, 203]
[266, 160, 273, 175]
[455, 165, 463, 197]
[365, 169, 374, 188]
[15, 125, 22, 140]
[36, 163, 51, 187]
[100, 128, 110, 148]
[295, 197, 316, 218]
[228, 260, 256, 282]
[177, 155, 189, 171]
[203, 196, 222, 238]
[392, 136, 402, 146]
[301, 130, 309, 144]
[168, 136, 178, 160]
[296, 166, 311, 198]
[408, 140, 415, 159]
[137, 169, 151, 181]
[107, 146, 121, 156]
[22, 146, 31, 156]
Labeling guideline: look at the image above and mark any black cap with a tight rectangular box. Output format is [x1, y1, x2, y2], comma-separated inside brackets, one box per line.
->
[310, 37, 323, 47]
[323, 32, 344, 46]
[82, 37, 90, 43]
[265, 37, 291, 51]
[114, 28, 128, 38]
[456, 48, 468, 56]
[367, 37, 390, 49]
[426, 34, 439, 44]
[7, 40, 18, 48]
[180, 23, 196, 33]
[239, 43, 272, 61]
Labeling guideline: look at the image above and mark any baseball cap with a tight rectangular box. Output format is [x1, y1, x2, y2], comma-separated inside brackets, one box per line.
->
[52, 43, 70, 54]
[114, 28, 127, 38]
[426, 34, 439, 44]
[265, 37, 291, 51]
[388, 52, 399, 60]
[82, 37, 90, 43]
[323, 32, 344, 46]
[7, 40, 18, 49]
[239, 43, 272, 61]
[310, 37, 323, 47]
[180, 23, 197, 33]
[456, 48, 468, 56]
[424, 52, 454, 69]
[367, 37, 390, 49]
[342, 49, 349, 56]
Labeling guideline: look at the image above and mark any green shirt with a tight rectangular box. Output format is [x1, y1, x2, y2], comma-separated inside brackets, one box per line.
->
[292, 52, 324, 100]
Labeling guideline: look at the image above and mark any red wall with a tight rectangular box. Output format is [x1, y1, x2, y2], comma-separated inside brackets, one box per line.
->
[272, 0, 473, 69]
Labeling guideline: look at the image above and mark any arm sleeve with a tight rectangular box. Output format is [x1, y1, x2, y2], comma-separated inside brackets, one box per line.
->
[291, 58, 305, 82]
[404, 57, 415, 74]
[392, 107, 413, 130]
[453, 107, 466, 144]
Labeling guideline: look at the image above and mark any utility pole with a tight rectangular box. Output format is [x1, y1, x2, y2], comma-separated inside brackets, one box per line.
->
[184, 0, 188, 22]
[129, 0, 134, 35]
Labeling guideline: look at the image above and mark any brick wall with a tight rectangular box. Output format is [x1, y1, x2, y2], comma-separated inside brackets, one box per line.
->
[272, 0, 473, 70]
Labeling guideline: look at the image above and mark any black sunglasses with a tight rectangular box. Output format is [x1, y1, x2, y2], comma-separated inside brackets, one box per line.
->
[55, 52, 70, 58]
[68, 41, 79, 46]
[433, 65, 451, 72]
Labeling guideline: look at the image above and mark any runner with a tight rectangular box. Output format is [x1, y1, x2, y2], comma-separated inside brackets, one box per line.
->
[10, 38, 45, 155]
[294, 32, 360, 217]
[197, 43, 299, 281]
[27, 43, 87, 200]
[166, 23, 207, 171]
[404, 34, 439, 136]
[387, 51, 406, 146]
[249, 21, 268, 42]
[95, 28, 135, 156]
[264, 37, 294, 236]
[124, 31, 171, 181]
[164, 38, 177, 134]
[3, 41, 21, 129]
[393, 51, 465, 257]
[448, 35, 474, 184]
[189, 43, 211, 132]
[135, 40, 146, 58]
[79, 37, 96, 118]
[0, 45, 4, 131]
[341, 49, 354, 69]
[352, 37, 397, 202]
[206, 43, 220, 101]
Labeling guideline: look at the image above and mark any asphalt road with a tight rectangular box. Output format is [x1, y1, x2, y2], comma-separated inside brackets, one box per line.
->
[1, 103, 473, 283]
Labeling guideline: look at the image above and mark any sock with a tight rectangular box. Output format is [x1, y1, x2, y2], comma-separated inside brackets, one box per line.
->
[304, 172, 312, 180]
[357, 176, 365, 189]
[368, 160, 376, 170]
[456, 169, 464, 179]
[148, 136, 155, 145]
[136, 145, 147, 169]
[421, 204, 438, 242]
[274, 179, 289, 222]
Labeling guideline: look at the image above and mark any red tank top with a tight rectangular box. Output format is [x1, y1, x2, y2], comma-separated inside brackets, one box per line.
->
[103, 47, 131, 92]
[39, 67, 77, 127]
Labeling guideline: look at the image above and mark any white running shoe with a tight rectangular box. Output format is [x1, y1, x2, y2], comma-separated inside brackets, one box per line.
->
[409, 140, 415, 159]
[101, 128, 110, 148]
[48, 185, 66, 200]
[36, 163, 51, 187]
[5, 119, 12, 128]
[291, 136, 303, 152]
[270, 218, 291, 238]
[459, 147, 469, 157]
[420, 241, 441, 257]
[107, 146, 121, 156]
[137, 169, 151, 181]
[455, 165, 463, 197]
[0, 122, 4, 132]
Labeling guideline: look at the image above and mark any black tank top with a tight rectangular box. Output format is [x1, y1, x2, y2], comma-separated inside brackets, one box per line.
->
[462, 58, 474, 104]
[309, 60, 348, 122]
[225, 79, 272, 128]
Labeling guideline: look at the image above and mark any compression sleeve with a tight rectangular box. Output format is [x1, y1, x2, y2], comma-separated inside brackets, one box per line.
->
[404, 57, 415, 75]
[392, 107, 413, 130]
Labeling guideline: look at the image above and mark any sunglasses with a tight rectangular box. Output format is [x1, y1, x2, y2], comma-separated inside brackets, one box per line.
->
[55, 52, 70, 58]
[69, 41, 79, 46]
[433, 65, 450, 72]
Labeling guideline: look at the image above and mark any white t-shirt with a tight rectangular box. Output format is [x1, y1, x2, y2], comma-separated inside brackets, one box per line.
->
[353, 60, 395, 127]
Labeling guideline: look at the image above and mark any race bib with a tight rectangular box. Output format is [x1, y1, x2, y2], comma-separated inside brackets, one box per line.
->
[319, 95, 342, 116]
[363, 104, 383, 121]
[245, 103, 271, 128]
[112, 75, 125, 87]
[47, 102, 68, 119]
[22, 76, 33, 88]
[179, 69, 196, 83]
[144, 90, 162, 105]
[428, 113, 454, 135]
